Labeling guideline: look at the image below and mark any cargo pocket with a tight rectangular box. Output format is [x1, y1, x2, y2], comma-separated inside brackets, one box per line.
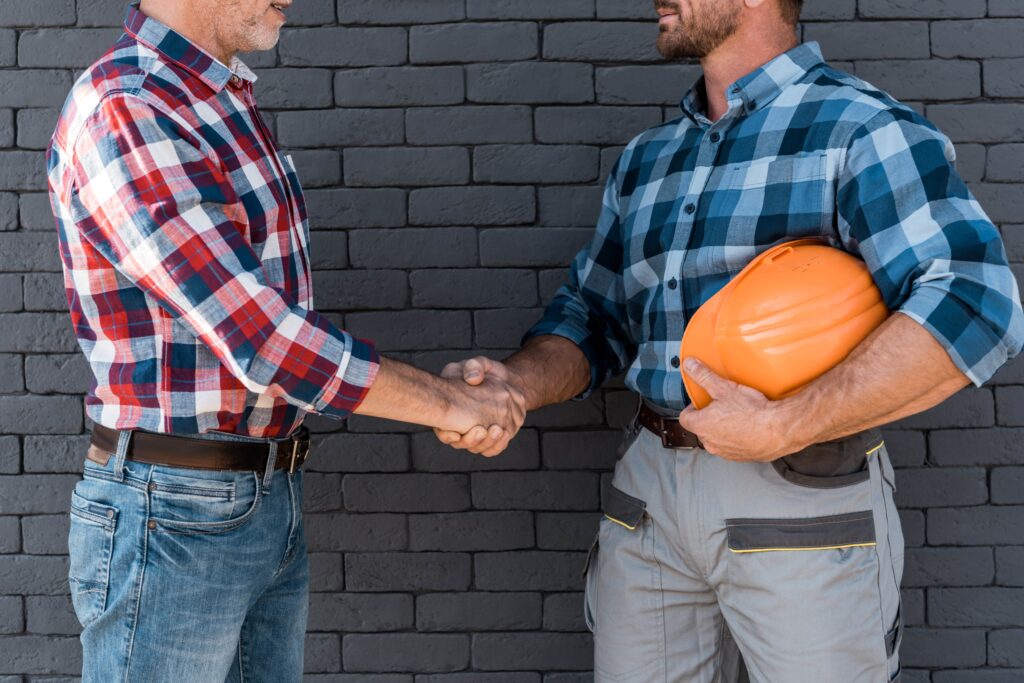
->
[67, 490, 118, 628]
[725, 510, 876, 553]
[770, 430, 884, 489]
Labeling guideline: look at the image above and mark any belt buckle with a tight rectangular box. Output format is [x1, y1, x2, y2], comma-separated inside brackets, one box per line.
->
[660, 423, 672, 449]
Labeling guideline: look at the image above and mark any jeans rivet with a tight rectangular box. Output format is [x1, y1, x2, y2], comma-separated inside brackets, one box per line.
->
[106, 509, 114, 519]
[147, 520, 156, 530]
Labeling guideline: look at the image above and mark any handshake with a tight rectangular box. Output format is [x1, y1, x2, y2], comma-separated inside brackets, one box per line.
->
[433, 356, 527, 457]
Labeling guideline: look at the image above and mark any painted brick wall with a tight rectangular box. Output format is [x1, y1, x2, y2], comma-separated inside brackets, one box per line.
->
[1, 0, 1023, 680]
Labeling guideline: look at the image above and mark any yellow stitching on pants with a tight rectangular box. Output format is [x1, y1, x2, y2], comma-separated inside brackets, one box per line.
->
[865, 441, 885, 456]
[604, 513, 638, 531]
[729, 542, 877, 554]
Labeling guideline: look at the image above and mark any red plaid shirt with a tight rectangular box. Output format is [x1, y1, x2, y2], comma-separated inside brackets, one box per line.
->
[46, 4, 379, 438]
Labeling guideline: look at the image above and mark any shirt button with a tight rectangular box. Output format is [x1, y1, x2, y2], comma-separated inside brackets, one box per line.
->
[229, 75, 241, 87]
[667, 278, 678, 290]
[671, 356, 681, 368]
[746, 100, 756, 111]
[710, 132, 720, 143]
[684, 203, 696, 215]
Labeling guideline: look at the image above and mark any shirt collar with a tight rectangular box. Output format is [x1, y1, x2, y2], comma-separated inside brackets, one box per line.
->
[680, 41, 825, 124]
[123, 3, 257, 93]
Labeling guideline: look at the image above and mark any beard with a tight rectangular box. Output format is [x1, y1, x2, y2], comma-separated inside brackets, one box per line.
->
[656, 1, 742, 59]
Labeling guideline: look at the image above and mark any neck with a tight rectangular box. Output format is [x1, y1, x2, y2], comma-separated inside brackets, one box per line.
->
[138, 0, 234, 65]
[700, 28, 798, 122]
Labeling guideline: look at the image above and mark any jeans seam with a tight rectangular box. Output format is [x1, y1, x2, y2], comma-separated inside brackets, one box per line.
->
[123, 468, 154, 683]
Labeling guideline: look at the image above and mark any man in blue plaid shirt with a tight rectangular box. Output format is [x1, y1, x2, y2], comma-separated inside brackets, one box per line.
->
[437, 0, 1024, 680]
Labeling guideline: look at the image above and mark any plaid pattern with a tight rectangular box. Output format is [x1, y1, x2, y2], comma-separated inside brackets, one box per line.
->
[47, 4, 379, 438]
[527, 42, 1024, 411]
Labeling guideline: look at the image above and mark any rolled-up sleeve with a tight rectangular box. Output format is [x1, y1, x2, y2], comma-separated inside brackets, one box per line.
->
[524, 158, 637, 396]
[70, 92, 379, 417]
[836, 107, 1024, 386]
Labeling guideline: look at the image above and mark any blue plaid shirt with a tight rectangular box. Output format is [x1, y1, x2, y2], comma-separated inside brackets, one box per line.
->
[527, 42, 1024, 411]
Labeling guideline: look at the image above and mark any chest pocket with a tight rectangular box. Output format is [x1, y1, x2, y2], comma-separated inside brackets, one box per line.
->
[699, 152, 831, 273]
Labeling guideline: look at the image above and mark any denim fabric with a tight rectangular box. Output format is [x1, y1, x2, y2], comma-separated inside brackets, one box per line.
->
[67, 428, 309, 682]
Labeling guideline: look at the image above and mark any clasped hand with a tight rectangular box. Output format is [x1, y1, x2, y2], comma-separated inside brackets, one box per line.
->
[436, 357, 525, 457]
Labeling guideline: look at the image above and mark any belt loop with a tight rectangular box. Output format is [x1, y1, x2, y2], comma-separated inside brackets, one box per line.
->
[112, 430, 132, 482]
[261, 440, 277, 492]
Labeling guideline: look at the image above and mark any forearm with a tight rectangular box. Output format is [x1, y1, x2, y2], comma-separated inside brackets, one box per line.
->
[778, 313, 970, 446]
[502, 335, 591, 411]
[355, 356, 454, 428]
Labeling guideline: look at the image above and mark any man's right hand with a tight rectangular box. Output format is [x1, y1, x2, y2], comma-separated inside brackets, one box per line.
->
[436, 357, 526, 457]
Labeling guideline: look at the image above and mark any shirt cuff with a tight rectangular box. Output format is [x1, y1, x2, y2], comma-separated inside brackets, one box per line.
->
[315, 335, 381, 418]
[897, 285, 1011, 387]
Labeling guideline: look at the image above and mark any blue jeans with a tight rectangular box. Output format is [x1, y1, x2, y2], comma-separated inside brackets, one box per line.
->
[67, 429, 309, 682]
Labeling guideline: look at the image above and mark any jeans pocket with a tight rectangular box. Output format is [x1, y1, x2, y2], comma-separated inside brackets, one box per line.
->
[68, 490, 118, 628]
[148, 468, 261, 535]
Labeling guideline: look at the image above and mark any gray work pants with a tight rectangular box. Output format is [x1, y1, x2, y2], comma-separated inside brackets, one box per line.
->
[583, 418, 903, 682]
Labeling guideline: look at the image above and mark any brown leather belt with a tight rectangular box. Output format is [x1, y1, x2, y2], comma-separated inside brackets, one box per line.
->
[88, 424, 311, 473]
[638, 402, 704, 449]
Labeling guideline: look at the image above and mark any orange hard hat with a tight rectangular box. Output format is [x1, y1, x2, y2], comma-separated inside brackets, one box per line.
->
[680, 238, 889, 409]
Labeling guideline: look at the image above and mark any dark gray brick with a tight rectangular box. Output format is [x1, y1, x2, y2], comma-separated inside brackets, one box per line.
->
[0, 150, 46, 191]
[308, 434, 409, 473]
[988, 144, 1024, 181]
[467, 63, 594, 104]
[345, 310, 472, 352]
[542, 593, 587, 632]
[18, 29, 119, 68]
[929, 587, 1024, 626]
[859, 0, 986, 17]
[991, 467, 1024, 504]
[0, 636, 81, 674]
[472, 633, 592, 670]
[23, 435, 91, 473]
[0, 30, 14, 67]
[279, 27, 407, 67]
[407, 106, 533, 145]
[537, 186, 604, 226]
[596, 64, 703, 105]
[23, 273, 66, 312]
[275, 0, 334, 25]
[472, 472, 598, 511]
[308, 230, 348, 268]
[596, 0, 654, 19]
[0, 353, 23, 392]
[996, 385, 1024, 425]
[301, 473, 343, 513]
[990, 0, 1024, 15]
[972, 183, 1024, 223]
[475, 146, 599, 185]
[304, 189, 406, 229]
[308, 553, 344, 592]
[536, 513, 600, 551]
[525, 396, 606, 428]
[24, 355, 90, 394]
[543, 23, 660, 62]
[411, 23, 538, 64]
[409, 511, 534, 551]
[930, 428, 1024, 466]
[0, 396, 81, 435]
[307, 593, 413, 632]
[337, 0, 465, 24]
[419, 675, 540, 683]
[0, 595, 23, 633]
[954, 143, 986, 182]
[343, 474, 470, 512]
[880, 429, 926, 468]
[929, 506, 1024, 545]
[894, 468, 988, 508]
[473, 308, 545, 348]
[0, 0, 75, 26]
[0, 71, 74, 107]
[311, 270, 406, 311]
[468, 0, 593, 19]
[900, 509, 925, 547]
[25, 596, 78, 635]
[253, 69, 334, 109]
[475, 551, 587, 591]
[0, 192, 17, 230]
[928, 104, 1024, 143]
[345, 147, 470, 187]
[542, 431, 621, 470]
[0, 274, 22, 312]
[304, 632, 341, 673]
[276, 109, 405, 147]
[893, 387, 994, 429]
[903, 547, 994, 587]
[417, 592, 541, 631]
[933, 671, 1024, 683]
[0, 515, 19, 552]
[335, 67, 464, 107]
[0, 233, 62, 272]
[345, 553, 471, 592]
[409, 187, 536, 227]
[855, 60, 980, 101]
[932, 20, 1024, 58]
[19, 192, 55, 230]
[350, 228, 477, 269]
[410, 429, 541, 472]
[305, 512, 408, 552]
[902, 588, 925, 626]
[989, 629, 1024, 666]
[536, 106, 663, 144]
[804, 22, 931, 60]
[0, 555, 69, 594]
[411, 269, 536, 308]
[343, 634, 469, 673]
[899, 628, 986, 667]
[15, 108, 60, 150]
[21, 515, 70, 555]
[996, 546, 1024, 587]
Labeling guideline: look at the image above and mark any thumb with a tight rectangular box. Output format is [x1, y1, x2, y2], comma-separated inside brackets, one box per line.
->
[463, 356, 500, 385]
[683, 357, 735, 399]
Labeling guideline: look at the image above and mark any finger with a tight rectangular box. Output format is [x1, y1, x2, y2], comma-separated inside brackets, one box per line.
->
[458, 425, 492, 449]
[482, 430, 515, 457]
[682, 358, 737, 400]
[462, 357, 492, 385]
[678, 406, 701, 434]
[434, 428, 462, 445]
[467, 425, 505, 454]
[440, 362, 465, 380]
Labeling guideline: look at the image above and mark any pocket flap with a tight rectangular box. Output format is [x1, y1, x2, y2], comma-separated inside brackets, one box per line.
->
[726, 511, 875, 553]
[602, 484, 646, 530]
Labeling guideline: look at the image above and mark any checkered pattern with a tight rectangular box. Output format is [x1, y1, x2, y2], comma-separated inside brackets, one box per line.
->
[527, 42, 1024, 411]
[46, 5, 379, 437]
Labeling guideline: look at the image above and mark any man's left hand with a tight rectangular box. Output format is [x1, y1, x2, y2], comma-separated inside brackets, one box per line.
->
[678, 358, 808, 461]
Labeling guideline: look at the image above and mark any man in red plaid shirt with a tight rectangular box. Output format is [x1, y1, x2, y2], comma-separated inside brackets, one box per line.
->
[47, 2, 522, 680]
